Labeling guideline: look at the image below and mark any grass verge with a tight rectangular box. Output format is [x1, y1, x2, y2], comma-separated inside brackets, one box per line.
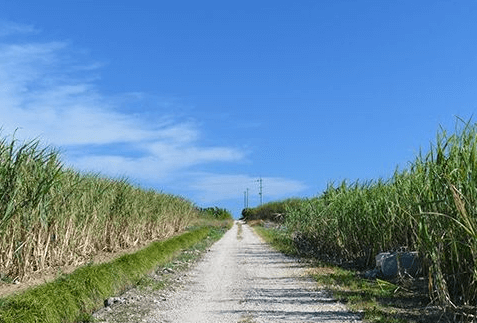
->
[93, 219, 233, 322]
[0, 221, 232, 323]
[253, 225, 440, 323]
[245, 119, 477, 308]
[137, 221, 232, 292]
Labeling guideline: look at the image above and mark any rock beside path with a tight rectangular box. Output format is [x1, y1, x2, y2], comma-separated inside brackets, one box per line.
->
[365, 251, 422, 279]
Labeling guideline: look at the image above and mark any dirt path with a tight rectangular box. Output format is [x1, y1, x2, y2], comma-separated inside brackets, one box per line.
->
[95, 222, 361, 322]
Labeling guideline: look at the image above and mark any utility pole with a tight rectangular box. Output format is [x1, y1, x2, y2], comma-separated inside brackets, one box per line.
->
[246, 188, 249, 208]
[243, 188, 249, 208]
[256, 177, 263, 206]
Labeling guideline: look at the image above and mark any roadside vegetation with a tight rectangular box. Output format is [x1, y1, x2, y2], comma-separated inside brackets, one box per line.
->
[254, 225, 438, 322]
[241, 198, 303, 222]
[0, 133, 200, 283]
[0, 221, 232, 323]
[244, 118, 477, 320]
[0, 131, 233, 322]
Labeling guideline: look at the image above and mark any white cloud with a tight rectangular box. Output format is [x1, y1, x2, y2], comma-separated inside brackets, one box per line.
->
[0, 25, 245, 182]
[188, 173, 307, 203]
[0, 22, 306, 208]
[70, 144, 245, 182]
[0, 21, 39, 37]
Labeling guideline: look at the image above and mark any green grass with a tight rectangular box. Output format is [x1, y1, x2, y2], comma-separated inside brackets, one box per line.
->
[246, 117, 477, 308]
[311, 268, 404, 323]
[137, 222, 232, 292]
[240, 198, 302, 221]
[0, 224, 230, 323]
[0, 133, 198, 282]
[253, 225, 420, 323]
[0, 129, 234, 322]
[253, 226, 296, 255]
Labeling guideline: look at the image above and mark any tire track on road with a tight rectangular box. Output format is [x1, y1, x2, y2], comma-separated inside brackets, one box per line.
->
[146, 222, 361, 323]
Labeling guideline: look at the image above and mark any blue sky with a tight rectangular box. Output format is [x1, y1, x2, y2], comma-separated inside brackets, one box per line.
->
[1, 1, 477, 217]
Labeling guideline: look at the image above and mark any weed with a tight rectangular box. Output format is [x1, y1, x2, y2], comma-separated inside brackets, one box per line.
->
[254, 226, 428, 323]
[246, 117, 477, 308]
[238, 314, 256, 323]
[0, 133, 198, 282]
[0, 226, 217, 323]
[237, 222, 243, 240]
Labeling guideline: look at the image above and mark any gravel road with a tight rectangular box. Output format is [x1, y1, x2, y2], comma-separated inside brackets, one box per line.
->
[95, 222, 362, 322]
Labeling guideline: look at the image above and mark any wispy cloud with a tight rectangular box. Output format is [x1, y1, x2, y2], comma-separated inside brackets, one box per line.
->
[0, 23, 244, 182]
[70, 140, 245, 181]
[0, 21, 39, 37]
[0, 21, 307, 207]
[188, 173, 308, 203]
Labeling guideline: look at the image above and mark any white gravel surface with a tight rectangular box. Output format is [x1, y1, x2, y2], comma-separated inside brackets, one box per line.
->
[143, 222, 362, 323]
